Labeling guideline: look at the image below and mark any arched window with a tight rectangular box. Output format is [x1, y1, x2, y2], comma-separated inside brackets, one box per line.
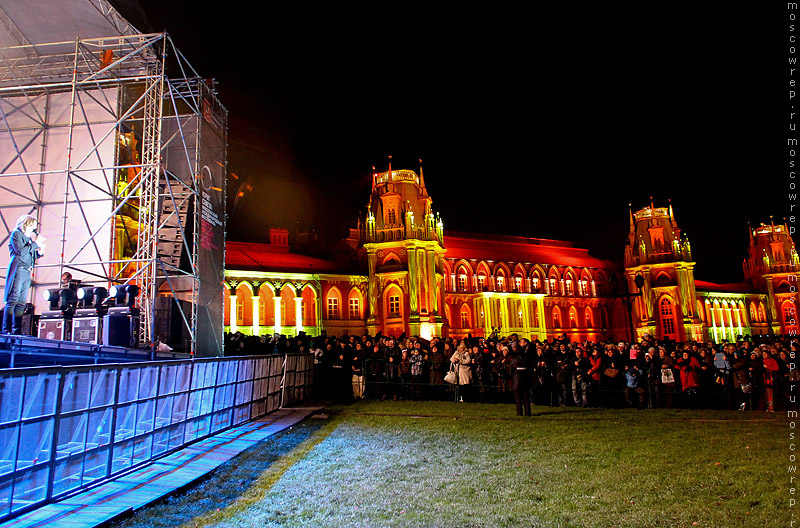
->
[552, 306, 561, 328]
[236, 296, 244, 325]
[585, 307, 594, 327]
[327, 293, 340, 319]
[460, 305, 471, 329]
[565, 279, 574, 296]
[477, 273, 487, 291]
[496, 275, 505, 292]
[569, 309, 577, 328]
[514, 276, 523, 293]
[549, 278, 557, 295]
[660, 297, 678, 340]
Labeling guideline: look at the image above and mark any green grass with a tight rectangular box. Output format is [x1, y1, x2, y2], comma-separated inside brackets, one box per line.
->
[111, 402, 789, 528]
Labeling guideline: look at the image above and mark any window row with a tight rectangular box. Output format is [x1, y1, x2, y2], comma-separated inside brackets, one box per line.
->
[449, 273, 601, 297]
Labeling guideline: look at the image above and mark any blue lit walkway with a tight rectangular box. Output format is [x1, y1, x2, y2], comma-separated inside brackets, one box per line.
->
[0, 405, 326, 528]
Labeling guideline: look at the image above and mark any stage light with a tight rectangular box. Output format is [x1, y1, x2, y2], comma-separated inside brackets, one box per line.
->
[43, 288, 60, 310]
[110, 284, 140, 308]
[58, 288, 76, 310]
[44, 288, 76, 312]
[77, 286, 108, 309]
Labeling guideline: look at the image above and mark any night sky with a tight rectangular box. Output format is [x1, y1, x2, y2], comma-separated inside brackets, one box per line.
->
[123, 3, 787, 284]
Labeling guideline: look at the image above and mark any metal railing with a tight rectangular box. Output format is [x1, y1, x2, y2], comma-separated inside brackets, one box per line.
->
[0, 353, 313, 522]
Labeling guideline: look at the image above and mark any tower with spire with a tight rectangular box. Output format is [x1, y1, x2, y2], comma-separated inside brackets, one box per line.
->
[359, 158, 445, 338]
[624, 199, 703, 341]
[743, 218, 799, 335]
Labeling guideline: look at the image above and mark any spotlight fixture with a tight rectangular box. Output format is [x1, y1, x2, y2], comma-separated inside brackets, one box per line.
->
[77, 286, 108, 309]
[109, 283, 140, 308]
[43, 288, 76, 311]
[43, 288, 61, 310]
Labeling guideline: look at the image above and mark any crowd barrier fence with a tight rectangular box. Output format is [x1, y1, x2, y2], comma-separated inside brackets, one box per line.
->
[0, 353, 313, 522]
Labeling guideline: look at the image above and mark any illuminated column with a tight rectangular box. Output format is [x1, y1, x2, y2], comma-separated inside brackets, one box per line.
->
[591, 280, 597, 297]
[521, 298, 530, 336]
[273, 297, 282, 333]
[295, 297, 303, 334]
[252, 296, 260, 335]
[482, 297, 491, 334]
[537, 299, 547, 340]
[316, 288, 323, 335]
[229, 294, 238, 333]
[709, 302, 718, 342]
[736, 305, 743, 338]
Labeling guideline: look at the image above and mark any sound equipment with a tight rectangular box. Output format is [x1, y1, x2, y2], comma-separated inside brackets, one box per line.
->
[153, 296, 191, 352]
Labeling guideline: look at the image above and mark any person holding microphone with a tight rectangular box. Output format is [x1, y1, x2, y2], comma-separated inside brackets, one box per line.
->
[3, 214, 45, 334]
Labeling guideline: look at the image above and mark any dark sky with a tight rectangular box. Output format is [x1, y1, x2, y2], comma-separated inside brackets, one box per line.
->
[125, 3, 787, 284]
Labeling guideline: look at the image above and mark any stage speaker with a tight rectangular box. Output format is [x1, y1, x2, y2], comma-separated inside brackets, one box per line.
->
[103, 307, 140, 348]
[153, 297, 191, 352]
[21, 314, 38, 336]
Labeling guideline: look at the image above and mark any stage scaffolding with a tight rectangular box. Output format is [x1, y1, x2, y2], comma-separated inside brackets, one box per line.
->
[0, 21, 228, 356]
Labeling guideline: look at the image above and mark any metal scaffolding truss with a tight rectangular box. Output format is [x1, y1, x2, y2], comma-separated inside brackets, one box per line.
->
[0, 28, 228, 355]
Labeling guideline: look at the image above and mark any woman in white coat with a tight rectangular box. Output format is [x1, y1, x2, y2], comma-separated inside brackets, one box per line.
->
[450, 344, 473, 400]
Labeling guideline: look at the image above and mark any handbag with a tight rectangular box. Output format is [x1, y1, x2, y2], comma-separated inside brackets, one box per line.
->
[444, 364, 458, 384]
[603, 368, 620, 379]
[660, 368, 675, 385]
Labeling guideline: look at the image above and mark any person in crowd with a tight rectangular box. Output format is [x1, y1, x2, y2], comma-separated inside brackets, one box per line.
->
[601, 344, 624, 408]
[657, 348, 676, 409]
[731, 348, 752, 411]
[572, 347, 591, 407]
[762, 349, 779, 412]
[624, 363, 646, 409]
[553, 346, 572, 407]
[748, 350, 765, 411]
[409, 345, 425, 400]
[450, 344, 474, 401]
[398, 349, 411, 400]
[510, 346, 532, 416]
[676, 349, 701, 408]
[351, 342, 365, 400]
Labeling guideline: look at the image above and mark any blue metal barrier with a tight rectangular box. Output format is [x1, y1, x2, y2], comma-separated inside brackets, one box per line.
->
[0, 353, 313, 522]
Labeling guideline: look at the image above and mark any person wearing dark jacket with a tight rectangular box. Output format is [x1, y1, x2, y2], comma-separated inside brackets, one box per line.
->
[510, 348, 532, 416]
[731, 350, 751, 411]
[601, 347, 624, 407]
[3, 214, 44, 334]
[572, 349, 591, 407]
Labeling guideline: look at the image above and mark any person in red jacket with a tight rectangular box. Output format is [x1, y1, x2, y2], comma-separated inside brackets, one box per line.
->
[762, 349, 780, 413]
[587, 347, 603, 406]
[676, 350, 701, 408]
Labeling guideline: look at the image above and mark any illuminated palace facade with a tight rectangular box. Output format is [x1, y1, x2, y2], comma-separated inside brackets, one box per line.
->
[223, 167, 797, 343]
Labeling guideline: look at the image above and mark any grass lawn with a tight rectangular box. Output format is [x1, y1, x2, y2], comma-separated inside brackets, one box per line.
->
[110, 401, 789, 528]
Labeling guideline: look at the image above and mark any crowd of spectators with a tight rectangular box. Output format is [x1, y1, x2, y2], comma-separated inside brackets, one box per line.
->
[223, 329, 798, 413]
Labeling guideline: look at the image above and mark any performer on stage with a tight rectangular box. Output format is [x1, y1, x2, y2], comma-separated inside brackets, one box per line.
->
[3, 214, 45, 334]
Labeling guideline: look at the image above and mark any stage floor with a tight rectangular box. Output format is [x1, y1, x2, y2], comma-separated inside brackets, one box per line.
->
[0, 334, 192, 368]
